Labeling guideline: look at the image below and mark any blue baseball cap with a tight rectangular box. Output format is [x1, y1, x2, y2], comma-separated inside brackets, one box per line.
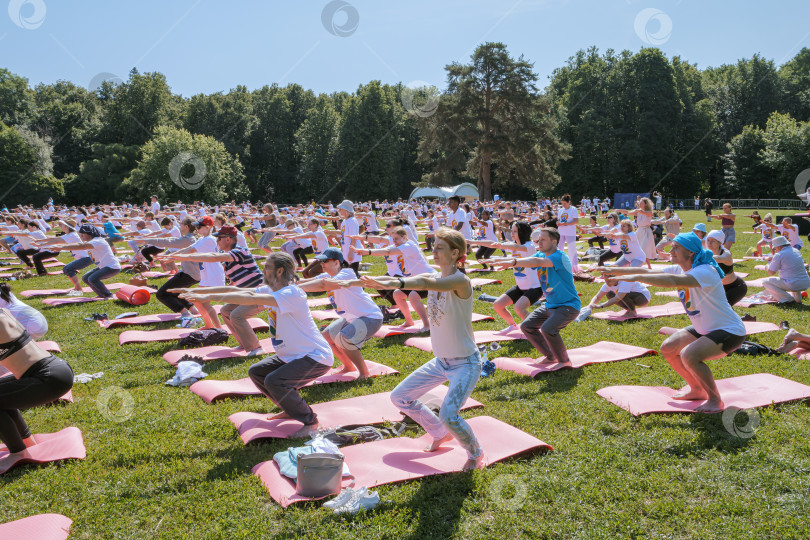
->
[315, 247, 345, 263]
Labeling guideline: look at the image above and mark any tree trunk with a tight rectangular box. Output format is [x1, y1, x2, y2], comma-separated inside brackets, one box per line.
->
[481, 152, 492, 201]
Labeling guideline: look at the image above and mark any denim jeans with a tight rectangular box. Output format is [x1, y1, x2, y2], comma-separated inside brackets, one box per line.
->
[615, 255, 644, 267]
[391, 351, 483, 459]
[82, 266, 120, 298]
[63, 257, 93, 278]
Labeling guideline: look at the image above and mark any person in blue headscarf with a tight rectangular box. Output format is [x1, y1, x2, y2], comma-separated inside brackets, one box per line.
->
[597, 232, 745, 413]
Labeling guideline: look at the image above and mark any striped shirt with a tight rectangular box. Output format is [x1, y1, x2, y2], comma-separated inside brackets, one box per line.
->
[223, 247, 263, 288]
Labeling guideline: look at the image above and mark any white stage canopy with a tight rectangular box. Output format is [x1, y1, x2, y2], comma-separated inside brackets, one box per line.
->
[408, 182, 479, 201]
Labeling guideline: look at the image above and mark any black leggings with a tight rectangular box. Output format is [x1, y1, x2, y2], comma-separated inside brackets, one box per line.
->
[16, 248, 39, 267]
[475, 246, 497, 265]
[588, 236, 606, 249]
[606, 291, 649, 311]
[32, 250, 59, 275]
[723, 276, 748, 306]
[293, 246, 314, 266]
[0, 355, 73, 453]
[599, 250, 622, 265]
[156, 271, 200, 313]
[140, 246, 165, 262]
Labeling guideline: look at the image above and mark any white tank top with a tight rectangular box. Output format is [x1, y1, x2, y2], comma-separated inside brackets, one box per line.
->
[428, 277, 477, 358]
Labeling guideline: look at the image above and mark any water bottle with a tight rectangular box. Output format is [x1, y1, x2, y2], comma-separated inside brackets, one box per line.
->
[480, 345, 496, 378]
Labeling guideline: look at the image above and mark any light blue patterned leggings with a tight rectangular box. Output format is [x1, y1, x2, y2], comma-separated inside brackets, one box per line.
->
[391, 351, 482, 459]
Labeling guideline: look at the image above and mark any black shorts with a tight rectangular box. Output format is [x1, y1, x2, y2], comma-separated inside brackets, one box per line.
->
[504, 285, 543, 305]
[401, 288, 429, 299]
[685, 326, 745, 354]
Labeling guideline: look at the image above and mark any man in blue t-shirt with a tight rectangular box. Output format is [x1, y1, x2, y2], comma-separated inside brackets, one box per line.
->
[499, 227, 580, 364]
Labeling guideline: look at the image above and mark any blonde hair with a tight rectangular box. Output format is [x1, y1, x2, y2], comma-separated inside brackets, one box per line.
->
[640, 198, 653, 211]
[434, 227, 466, 268]
[620, 219, 636, 232]
[764, 213, 773, 222]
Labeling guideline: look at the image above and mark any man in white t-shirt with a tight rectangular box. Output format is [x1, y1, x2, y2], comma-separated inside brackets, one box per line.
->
[556, 195, 580, 272]
[150, 195, 161, 215]
[179, 252, 334, 438]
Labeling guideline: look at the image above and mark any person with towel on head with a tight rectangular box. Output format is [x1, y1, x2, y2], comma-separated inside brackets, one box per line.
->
[49, 224, 121, 299]
[598, 232, 745, 413]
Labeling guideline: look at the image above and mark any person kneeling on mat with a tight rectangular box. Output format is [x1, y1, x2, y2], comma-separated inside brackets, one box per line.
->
[599, 232, 745, 413]
[298, 247, 383, 379]
[0, 307, 73, 470]
[338, 228, 485, 470]
[495, 227, 581, 364]
[178, 252, 334, 439]
[586, 278, 650, 319]
[50, 224, 121, 299]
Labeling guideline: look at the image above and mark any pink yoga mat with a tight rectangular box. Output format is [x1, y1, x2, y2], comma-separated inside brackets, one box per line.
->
[0, 271, 61, 278]
[231, 385, 480, 442]
[255, 416, 551, 507]
[405, 326, 525, 352]
[736, 294, 779, 308]
[189, 360, 398, 403]
[745, 278, 768, 288]
[0, 514, 72, 540]
[0, 427, 86, 474]
[118, 318, 268, 344]
[163, 337, 276, 366]
[141, 271, 172, 278]
[99, 306, 223, 328]
[469, 278, 502, 287]
[788, 346, 810, 360]
[42, 296, 106, 307]
[597, 373, 810, 416]
[590, 301, 685, 321]
[493, 341, 656, 377]
[658, 321, 779, 336]
[22, 283, 130, 298]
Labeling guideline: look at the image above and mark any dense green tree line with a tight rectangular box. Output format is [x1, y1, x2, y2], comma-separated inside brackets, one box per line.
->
[1, 43, 808, 206]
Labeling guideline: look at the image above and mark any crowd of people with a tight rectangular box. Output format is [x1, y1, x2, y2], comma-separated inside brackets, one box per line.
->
[1, 192, 808, 471]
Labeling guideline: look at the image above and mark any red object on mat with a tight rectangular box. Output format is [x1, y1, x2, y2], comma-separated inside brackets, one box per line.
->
[658, 321, 779, 336]
[21, 283, 129, 298]
[118, 318, 268, 344]
[162, 337, 275, 365]
[405, 326, 525, 352]
[254, 416, 551, 507]
[114, 284, 151, 305]
[590, 301, 685, 321]
[0, 514, 72, 540]
[189, 360, 398, 402]
[493, 341, 656, 377]
[230, 386, 479, 442]
[0, 427, 86, 474]
[597, 373, 810, 415]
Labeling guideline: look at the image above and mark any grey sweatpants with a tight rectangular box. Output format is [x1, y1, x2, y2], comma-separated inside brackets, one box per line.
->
[520, 305, 579, 362]
[247, 355, 331, 425]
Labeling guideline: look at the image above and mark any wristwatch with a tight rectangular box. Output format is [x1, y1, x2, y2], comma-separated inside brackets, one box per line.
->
[397, 277, 405, 289]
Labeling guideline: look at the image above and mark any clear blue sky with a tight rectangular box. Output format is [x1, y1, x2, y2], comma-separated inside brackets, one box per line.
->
[3, 0, 809, 96]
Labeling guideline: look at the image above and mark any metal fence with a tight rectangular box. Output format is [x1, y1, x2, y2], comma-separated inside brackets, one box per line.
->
[662, 198, 806, 210]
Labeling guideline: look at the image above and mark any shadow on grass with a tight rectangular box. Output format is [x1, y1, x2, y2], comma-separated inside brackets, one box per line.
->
[484, 367, 585, 397]
[662, 413, 757, 456]
[404, 472, 476, 540]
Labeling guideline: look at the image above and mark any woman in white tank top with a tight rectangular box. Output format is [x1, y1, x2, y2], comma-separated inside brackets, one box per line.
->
[341, 227, 484, 471]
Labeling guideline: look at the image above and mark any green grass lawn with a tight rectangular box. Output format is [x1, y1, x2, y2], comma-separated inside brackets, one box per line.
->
[3, 210, 810, 539]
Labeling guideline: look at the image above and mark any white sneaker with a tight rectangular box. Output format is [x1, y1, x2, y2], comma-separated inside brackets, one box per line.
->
[335, 487, 380, 514]
[323, 487, 358, 509]
[66, 289, 84, 297]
